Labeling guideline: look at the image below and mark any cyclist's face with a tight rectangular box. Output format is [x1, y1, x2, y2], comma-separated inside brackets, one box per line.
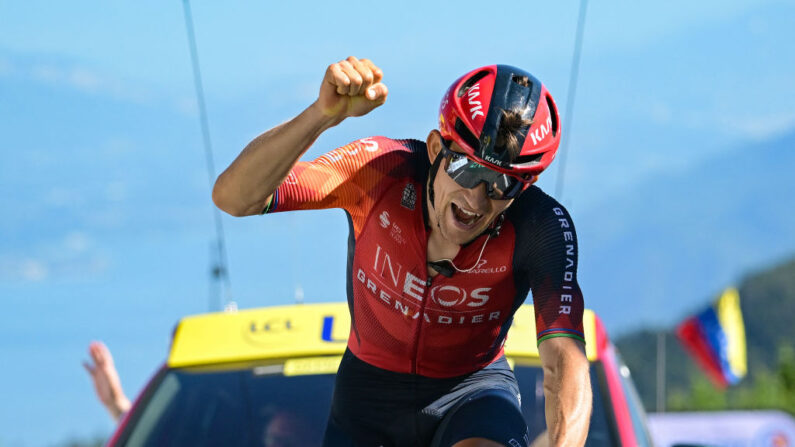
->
[427, 132, 514, 245]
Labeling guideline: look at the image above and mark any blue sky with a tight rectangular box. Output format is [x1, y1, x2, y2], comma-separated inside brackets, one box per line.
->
[1, 0, 794, 445]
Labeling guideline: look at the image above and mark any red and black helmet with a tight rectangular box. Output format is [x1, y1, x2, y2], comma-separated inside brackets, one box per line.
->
[438, 65, 561, 177]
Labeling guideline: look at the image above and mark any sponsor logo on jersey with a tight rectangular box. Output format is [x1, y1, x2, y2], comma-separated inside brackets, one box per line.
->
[353, 245, 502, 325]
[553, 207, 576, 315]
[389, 222, 406, 245]
[467, 83, 485, 120]
[529, 116, 553, 146]
[379, 211, 390, 228]
[318, 137, 380, 166]
[284, 171, 299, 185]
[378, 210, 406, 245]
[462, 259, 508, 275]
[430, 285, 490, 307]
[401, 183, 416, 210]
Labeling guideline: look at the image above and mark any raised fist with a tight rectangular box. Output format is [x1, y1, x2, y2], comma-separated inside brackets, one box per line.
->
[317, 56, 388, 124]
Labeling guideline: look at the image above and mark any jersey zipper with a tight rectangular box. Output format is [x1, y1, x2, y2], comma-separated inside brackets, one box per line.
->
[413, 177, 433, 375]
[409, 275, 433, 375]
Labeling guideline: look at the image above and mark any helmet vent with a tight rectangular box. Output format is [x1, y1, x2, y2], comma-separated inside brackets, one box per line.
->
[454, 118, 481, 151]
[457, 70, 490, 97]
[512, 75, 531, 88]
[514, 152, 543, 166]
[546, 94, 559, 136]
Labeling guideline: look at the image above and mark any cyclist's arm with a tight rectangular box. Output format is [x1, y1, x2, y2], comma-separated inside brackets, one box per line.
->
[213, 104, 334, 216]
[538, 337, 591, 447]
[517, 189, 591, 445]
[213, 57, 387, 217]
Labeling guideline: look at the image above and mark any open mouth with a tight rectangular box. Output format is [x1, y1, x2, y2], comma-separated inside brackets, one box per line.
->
[451, 202, 483, 228]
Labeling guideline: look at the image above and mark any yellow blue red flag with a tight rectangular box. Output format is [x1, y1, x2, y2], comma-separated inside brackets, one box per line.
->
[676, 287, 747, 388]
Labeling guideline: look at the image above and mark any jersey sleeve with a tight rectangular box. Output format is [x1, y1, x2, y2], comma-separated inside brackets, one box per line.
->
[514, 189, 585, 345]
[266, 136, 412, 237]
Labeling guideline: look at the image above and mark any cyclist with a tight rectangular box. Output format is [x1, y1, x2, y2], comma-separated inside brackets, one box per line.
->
[213, 57, 592, 447]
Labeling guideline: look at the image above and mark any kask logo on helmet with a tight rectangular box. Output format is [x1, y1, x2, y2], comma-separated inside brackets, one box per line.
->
[529, 117, 553, 146]
[466, 83, 485, 120]
[484, 154, 507, 167]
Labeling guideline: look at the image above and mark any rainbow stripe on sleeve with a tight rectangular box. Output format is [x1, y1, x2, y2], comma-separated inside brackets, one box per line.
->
[537, 327, 586, 345]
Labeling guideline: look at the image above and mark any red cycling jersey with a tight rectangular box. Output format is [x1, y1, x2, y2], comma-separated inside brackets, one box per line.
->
[267, 136, 584, 378]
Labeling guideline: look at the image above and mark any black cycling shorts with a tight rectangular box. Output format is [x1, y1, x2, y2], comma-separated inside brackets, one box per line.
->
[322, 349, 529, 447]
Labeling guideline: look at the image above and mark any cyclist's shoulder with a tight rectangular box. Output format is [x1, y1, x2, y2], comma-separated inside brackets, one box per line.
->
[325, 136, 425, 164]
[506, 185, 573, 224]
[336, 136, 429, 177]
[359, 136, 427, 156]
[507, 187, 580, 271]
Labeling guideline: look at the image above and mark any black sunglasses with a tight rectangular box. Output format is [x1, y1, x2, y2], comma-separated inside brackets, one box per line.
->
[439, 140, 526, 200]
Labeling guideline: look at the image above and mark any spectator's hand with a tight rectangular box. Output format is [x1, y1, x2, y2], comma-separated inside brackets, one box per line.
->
[316, 56, 388, 124]
[83, 341, 131, 422]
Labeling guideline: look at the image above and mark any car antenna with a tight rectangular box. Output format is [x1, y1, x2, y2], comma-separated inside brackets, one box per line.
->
[295, 285, 305, 305]
[182, 0, 234, 311]
[554, 0, 589, 202]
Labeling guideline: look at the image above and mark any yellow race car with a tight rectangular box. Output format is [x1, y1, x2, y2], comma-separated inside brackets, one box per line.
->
[108, 303, 653, 446]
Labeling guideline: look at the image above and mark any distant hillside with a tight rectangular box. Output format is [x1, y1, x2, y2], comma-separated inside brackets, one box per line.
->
[615, 255, 795, 412]
[577, 129, 795, 331]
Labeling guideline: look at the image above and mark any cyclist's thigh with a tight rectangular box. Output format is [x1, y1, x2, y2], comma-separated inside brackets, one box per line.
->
[430, 388, 530, 447]
[322, 415, 363, 447]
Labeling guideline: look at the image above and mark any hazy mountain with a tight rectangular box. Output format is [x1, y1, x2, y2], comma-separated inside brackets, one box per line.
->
[577, 129, 795, 331]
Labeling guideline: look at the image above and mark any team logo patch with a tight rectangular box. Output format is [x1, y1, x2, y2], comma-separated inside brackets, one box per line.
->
[401, 183, 416, 210]
[379, 211, 390, 228]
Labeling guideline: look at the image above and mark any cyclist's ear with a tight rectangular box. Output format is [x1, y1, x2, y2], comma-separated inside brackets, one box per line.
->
[426, 130, 444, 163]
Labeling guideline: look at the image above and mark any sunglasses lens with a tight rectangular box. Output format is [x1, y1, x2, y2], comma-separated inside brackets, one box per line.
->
[443, 148, 523, 200]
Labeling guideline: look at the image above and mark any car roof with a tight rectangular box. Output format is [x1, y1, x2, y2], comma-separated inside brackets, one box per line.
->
[167, 303, 600, 368]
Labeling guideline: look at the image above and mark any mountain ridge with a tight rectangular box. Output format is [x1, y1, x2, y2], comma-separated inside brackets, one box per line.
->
[576, 128, 795, 332]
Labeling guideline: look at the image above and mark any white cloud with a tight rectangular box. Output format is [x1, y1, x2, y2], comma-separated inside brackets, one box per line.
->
[31, 63, 61, 83]
[103, 137, 135, 157]
[68, 67, 103, 92]
[63, 231, 90, 253]
[0, 257, 48, 281]
[0, 232, 109, 282]
[649, 101, 673, 124]
[746, 15, 768, 36]
[45, 186, 85, 208]
[0, 56, 13, 75]
[21, 259, 48, 281]
[104, 181, 128, 202]
[175, 96, 198, 116]
[732, 112, 795, 140]
[3, 55, 152, 104]
[85, 207, 127, 229]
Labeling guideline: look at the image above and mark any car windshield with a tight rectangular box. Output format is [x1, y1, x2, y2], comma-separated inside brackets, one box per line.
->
[118, 361, 614, 446]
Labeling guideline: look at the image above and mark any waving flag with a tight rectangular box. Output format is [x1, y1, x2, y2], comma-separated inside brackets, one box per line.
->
[676, 287, 747, 388]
